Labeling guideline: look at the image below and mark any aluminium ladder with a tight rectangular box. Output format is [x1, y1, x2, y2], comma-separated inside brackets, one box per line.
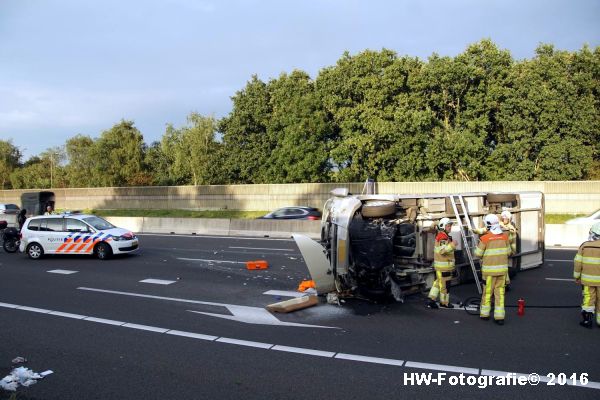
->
[449, 195, 482, 294]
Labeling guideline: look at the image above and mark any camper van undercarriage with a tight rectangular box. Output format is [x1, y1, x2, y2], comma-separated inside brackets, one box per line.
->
[293, 191, 545, 301]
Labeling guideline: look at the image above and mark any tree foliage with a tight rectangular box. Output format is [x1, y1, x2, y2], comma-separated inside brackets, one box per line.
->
[3, 40, 599, 189]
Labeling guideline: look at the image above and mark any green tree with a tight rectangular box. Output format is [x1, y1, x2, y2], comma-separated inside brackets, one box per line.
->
[489, 44, 598, 180]
[263, 70, 333, 183]
[64, 135, 96, 187]
[219, 75, 274, 183]
[92, 120, 146, 186]
[0, 140, 22, 189]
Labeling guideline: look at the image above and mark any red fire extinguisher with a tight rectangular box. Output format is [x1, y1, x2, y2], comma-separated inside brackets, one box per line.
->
[517, 298, 525, 316]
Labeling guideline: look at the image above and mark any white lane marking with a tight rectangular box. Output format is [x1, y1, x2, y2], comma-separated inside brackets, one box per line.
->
[1, 301, 600, 391]
[83, 317, 125, 326]
[49, 311, 87, 319]
[545, 259, 573, 263]
[166, 330, 218, 341]
[77, 287, 337, 329]
[188, 308, 337, 329]
[263, 290, 306, 298]
[177, 258, 245, 264]
[216, 337, 273, 349]
[140, 279, 177, 285]
[47, 269, 78, 274]
[404, 361, 479, 375]
[271, 345, 335, 358]
[229, 246, 294, 251]
[137, 233, 293, 241]
[40, 370, 53, 377]
[16, 306, 51, 314]
[481, 369, 600, 389]
[122, 323, 169, 333]
[335, 353, 404, 366]
[545, 278, 574, 282]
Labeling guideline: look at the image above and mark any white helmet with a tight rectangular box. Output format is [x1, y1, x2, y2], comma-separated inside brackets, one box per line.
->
[484, 214, 502, 234]
[437, 217, 452, 230]
[589, 222, 600, 241]
[500, 210, 512, 221]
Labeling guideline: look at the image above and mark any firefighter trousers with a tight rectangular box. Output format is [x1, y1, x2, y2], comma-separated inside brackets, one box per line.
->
[582, 285, 600, 325]
[429, 270, 453, 306]
[480, 275, 506, 320]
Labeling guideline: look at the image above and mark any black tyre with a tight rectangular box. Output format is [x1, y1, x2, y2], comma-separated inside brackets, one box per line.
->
[26, 243, 44, 260]
[3, 239, 18, 253]
[95, 242, 113, 260]
[508, 257, 521, 278]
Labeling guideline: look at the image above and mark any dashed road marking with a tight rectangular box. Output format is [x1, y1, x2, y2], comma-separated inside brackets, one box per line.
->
[47, 269, 78, 274]
[263, 290, 306, 298]
[140, 278, 177, 285]
[177, 258, 245, 264]
[229, 246, 294, 251]
[545, 278, 573, 282]
[0, 300, 599, 391]
[138, 233, 293, 241]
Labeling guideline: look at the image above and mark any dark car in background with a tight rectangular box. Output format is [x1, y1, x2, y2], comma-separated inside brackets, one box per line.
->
[0, 204, 20, 215]
[259, 206, 321, 220]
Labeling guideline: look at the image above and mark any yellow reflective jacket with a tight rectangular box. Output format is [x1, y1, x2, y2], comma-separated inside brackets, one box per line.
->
[574, 240, 600, 286]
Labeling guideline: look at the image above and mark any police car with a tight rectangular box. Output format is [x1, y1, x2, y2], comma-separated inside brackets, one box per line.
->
[19, 213, 139, 260]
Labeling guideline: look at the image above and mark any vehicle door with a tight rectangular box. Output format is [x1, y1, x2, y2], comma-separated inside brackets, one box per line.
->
[62, 218, 95, 254]
[284, 208, 307, 219]
[40, 218, 66, 254]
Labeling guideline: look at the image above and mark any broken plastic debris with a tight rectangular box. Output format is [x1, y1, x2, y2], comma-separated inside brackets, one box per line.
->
[266, 295, 318, 313]
[11, 357, 26, 364]
[297, 280, 316, 292]
[1, 366, 47, 392]
[326, 292, 341, 306]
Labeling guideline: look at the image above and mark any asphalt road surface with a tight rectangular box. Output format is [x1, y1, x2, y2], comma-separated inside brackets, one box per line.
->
[1, 233, 599, 400]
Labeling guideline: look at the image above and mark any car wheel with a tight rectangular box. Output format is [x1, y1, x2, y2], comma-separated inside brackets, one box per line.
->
[26, 243, 44, 260]
[95, 242, 113, 260]
[361, 200, 396, 218]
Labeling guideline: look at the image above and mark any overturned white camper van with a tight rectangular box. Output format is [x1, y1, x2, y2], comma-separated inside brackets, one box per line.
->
[293, 190, 544, 300]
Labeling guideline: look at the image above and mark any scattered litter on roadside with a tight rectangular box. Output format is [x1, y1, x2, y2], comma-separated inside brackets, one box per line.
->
[454, 321, 460, 324]
[289, 257, 297, 260]
[327, 292, 341, 305]
[266, 295, 318, 313]
[11, 357, 26, 364]
[1, 365, 52, 392]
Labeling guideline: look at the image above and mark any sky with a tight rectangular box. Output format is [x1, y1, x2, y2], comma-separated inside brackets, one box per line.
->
[1, 0, 599, 160]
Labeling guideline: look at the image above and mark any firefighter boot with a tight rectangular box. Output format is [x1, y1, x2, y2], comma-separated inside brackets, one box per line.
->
[427, 299, 439, 309]
[579, 311, 593, 329]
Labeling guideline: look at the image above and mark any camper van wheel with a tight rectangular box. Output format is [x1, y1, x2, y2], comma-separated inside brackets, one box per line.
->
[508, 257, 521, 279]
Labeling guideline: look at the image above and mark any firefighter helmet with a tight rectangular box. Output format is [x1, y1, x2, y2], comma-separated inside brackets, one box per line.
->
[501, 210, 512, 221]
[484, 214, 502, 234]
[589, 222, 600, 241]
[437, 217, 452, 231]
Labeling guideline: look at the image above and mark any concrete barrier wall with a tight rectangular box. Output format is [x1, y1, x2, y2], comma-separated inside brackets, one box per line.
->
[2, 181, 599, 214]
[105, 217, 322, 239]
[545, 224, 590, 248]
[104, 216, 591, 247]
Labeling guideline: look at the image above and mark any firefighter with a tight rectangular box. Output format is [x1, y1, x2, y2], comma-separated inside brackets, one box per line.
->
[428, 217, 457, 309]
[574, 222, 600, 328]
[475, 214, 512, 325]
[500, 210, 517, 287]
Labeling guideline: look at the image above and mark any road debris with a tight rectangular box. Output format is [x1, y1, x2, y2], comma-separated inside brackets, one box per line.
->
[11, 357, 26, 364]
[297, 280, 316, 292]
[1, 366, 52, 392]
[326, 292, 341, 305]
[246, 260, 269, 270]
[266, 295, 318, 313]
